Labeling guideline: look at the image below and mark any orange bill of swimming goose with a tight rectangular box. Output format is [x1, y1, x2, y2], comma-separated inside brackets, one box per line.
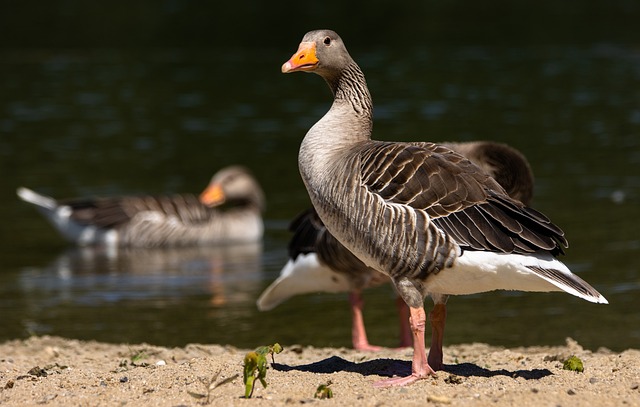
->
[17, 166, 264, 248]
[281, 29, 607, 387]
[258, 141, 535, 355]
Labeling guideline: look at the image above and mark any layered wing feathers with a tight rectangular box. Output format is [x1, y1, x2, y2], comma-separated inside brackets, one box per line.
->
[359, 141, 567, 256]
[63, 194, 213, 229]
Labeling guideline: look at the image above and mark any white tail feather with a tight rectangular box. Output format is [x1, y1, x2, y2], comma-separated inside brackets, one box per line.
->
[16, 187, 58, 211]
[429, 251, 608, 304]
[257, 253, 351, 311]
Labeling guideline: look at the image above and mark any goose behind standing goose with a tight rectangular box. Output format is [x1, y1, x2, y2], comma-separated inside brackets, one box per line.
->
[258, 141, 534, 353]
[281, 29, 607, 387]
[17, 165, 265, 248]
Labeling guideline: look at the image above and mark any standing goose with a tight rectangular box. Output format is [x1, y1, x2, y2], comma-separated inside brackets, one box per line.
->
[282, 29, 607, 387]
[17, 166, 264, 248]
[257, 141, 534, 354]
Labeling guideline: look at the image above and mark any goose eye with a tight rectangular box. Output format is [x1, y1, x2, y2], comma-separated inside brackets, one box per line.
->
[323, 37, 331, 46]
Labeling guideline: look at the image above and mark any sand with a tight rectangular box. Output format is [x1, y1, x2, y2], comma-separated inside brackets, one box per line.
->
[0, 336, 638, 406]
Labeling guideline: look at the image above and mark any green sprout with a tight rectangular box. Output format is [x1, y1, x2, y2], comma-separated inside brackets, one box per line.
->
[242, 343, 283, 398]
[314, 380, 333, 399]
[563, 355, 584, 373]
[130, 350, 149, 365]
[255, 343, 283, 363]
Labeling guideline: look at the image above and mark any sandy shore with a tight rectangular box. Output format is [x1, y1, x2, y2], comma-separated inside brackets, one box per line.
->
[0, 336, 638, 406]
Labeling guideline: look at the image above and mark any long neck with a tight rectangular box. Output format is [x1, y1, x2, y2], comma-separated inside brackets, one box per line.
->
[328, 62, 373, 123]
[299, 62, 373, 178]
[298, 61, 374, 234]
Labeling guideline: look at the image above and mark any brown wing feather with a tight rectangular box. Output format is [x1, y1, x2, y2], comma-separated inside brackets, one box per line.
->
[361, 142, 500, 216]
[441, 141, 534, 205]
[63, 197, 133, 228]
[64, 194, 213, 229]
[359, 141, 567, 256]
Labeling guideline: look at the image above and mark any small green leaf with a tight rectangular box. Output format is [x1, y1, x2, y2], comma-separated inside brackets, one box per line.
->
[563, 355, 584, 373]
[243, 352, 259, 398]
[242, 343, 284, 398]
[315, 381, 333, 399]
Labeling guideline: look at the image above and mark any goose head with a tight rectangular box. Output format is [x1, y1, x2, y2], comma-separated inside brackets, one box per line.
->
[199, 166, 265, 211]
[282, 29, 355, 85]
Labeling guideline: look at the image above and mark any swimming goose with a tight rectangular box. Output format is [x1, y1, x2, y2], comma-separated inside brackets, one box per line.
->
[257, 141, 535, 353]
[282, 29, 607, 387]
[17, 166, 264, 248]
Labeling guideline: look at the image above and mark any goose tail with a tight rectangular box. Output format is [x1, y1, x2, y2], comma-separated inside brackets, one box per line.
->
[439, 251, 608, 304]
[17, 187, 58, 211]
[526, 263, 609, 304]
[257, 253, 351, 311]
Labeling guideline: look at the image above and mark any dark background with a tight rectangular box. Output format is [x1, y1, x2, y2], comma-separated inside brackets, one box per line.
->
[2, 1, 640, 49]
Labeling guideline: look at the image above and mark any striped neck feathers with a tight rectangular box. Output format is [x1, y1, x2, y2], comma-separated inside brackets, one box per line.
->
[323, 61, 373, 134]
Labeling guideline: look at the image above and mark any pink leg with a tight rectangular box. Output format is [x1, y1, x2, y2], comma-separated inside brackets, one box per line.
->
[395, 296, 412, 348]
[427, 303, 446, 371]
[349, 291, 382, 351]
[374, 306, 436, 387]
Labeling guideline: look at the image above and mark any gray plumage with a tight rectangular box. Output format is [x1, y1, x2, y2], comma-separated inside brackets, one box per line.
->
[17, 166, 264, 248]
[280, 30, 606, 381]
[290, 140, 536, 289]
[258, 141, 537, 349]
[287, 30, 582, 301]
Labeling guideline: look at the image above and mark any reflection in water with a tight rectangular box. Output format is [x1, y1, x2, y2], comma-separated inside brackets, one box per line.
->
[17, 243, 263, 344]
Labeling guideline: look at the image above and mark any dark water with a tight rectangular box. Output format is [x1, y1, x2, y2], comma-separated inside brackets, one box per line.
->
[1, 43, 639, 352]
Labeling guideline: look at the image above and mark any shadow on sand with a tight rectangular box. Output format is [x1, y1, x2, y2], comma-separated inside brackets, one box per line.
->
[273, 356, 552, 380]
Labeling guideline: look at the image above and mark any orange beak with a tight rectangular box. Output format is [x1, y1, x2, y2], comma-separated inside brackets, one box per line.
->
[199, 183, 225, 207]
[282, 42, 319, 73]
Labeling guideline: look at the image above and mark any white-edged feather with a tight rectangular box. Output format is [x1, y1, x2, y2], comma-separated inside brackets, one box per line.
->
[428, 251, 608, 304]
[257, 253, 352, 311]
